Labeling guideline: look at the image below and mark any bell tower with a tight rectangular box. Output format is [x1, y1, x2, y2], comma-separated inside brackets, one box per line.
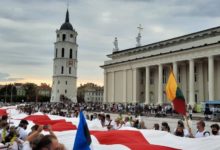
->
[51, 9, 78, 102]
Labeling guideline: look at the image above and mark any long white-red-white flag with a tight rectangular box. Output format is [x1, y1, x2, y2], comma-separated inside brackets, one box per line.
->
[6, 108, 220, 150]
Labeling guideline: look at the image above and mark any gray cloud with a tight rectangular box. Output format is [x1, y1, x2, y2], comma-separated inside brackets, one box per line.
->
[0, 72, 24, 82]
[0, 0, 220, 85]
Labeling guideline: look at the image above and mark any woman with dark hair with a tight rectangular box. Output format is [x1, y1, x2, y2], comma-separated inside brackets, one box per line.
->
[161, 122, 170, 132]
[174, 124, 184, 137]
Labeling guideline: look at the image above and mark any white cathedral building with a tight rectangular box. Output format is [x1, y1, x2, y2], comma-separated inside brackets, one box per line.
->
[51, 10, 78, 102]
[101, 26, 220, 106]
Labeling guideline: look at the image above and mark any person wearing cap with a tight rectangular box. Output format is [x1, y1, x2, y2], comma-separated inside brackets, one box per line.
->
[210, 124, 220, 136]
[17, 119, 29, 141]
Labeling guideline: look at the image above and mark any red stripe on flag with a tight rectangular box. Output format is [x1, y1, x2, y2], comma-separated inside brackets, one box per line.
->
[91, 130, 178, 150]
[23, 115, 77, 131]
[23, 115, 51, 121]
[173, 98, 186, 116]
[0, 109, 7, 116]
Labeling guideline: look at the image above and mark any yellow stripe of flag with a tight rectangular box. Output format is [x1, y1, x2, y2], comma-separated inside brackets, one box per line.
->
[166, 70, 177, 102]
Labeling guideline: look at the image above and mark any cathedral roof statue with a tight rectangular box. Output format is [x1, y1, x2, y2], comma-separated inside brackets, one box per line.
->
[60, 9, 74, 31]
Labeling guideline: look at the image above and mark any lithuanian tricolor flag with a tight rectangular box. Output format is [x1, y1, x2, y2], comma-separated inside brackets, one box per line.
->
[166, 70, 186, 116]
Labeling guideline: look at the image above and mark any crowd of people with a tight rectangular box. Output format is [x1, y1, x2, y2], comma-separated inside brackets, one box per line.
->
[0, 115, 65, 150]
[16, 102, 182, 118]
[83, 111, 219, 138]
[0, 102, 218, 149]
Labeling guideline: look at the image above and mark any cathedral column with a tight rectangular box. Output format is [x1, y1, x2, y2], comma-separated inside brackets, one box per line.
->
[123, 70, 127, 103]
[173, 61, 178, 78]
[145, 66, 150, 104]
[158, 64, 163, 104]
[103, 71, 107, 103]
[132, 68, 137, 103]
[189, 59, 195, 105]
[112, 71, 115, 102]
[208, 55, 214, 100]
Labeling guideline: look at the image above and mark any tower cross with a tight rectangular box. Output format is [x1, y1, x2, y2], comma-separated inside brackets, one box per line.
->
[136, 24, 143, 47]
[137, 24, 143, 34]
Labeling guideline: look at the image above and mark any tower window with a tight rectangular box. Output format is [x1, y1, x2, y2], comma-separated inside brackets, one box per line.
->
[62, 34, 66, 41]
[70, 34, 73, 38]
[57, 34, 59, 38]
[61, 66, 64, 74]
[55, 49, 58, 58]
[62, 48, 65, 57]
[69, 67, 71, 74]
[65, 89, 67, 94]
[70, 49, 72, 58]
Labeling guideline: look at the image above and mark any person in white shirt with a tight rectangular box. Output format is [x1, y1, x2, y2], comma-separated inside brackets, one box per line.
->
[189, 120, 210, 138]
[17, 120, 29, 141]
[105, 114, 114, 130]
[122, 117, 132, 127]
[113, 118, 122, 130]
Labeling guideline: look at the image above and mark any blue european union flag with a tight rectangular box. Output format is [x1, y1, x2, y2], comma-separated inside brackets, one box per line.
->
[73, 111, 92, 150]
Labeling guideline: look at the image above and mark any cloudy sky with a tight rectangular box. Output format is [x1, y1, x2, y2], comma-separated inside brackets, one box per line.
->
[0, 0, 220, 86]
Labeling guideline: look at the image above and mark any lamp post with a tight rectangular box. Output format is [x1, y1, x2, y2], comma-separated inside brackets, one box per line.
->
[4, 84, 7, 103]
[10, 84, 13, 103]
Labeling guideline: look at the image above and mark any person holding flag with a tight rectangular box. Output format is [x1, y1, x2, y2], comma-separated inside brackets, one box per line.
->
[165, 69, 186, 116]
[166, 69, 195, 137]
[73, 111, 92, 150]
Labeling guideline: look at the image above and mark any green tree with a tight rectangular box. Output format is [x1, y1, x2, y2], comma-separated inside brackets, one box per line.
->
[0, 84, 16, 102]
[23, 83, 38, 102]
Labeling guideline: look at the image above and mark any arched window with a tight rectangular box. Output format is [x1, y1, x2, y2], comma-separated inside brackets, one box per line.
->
[69, 49, 72, 58]
[55, 49, 58, 58]
[62, 48, 65, 57]
[61, 66, 64, 74]
[69, 67, 71, 74]
[62, 34, 66, 41]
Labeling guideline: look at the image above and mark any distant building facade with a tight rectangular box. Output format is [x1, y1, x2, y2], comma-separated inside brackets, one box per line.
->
[77, 83, 103, 103]
[101, 26, 220, 106]
[15, 83, 25, 96]
[38, 83, 51, 97]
